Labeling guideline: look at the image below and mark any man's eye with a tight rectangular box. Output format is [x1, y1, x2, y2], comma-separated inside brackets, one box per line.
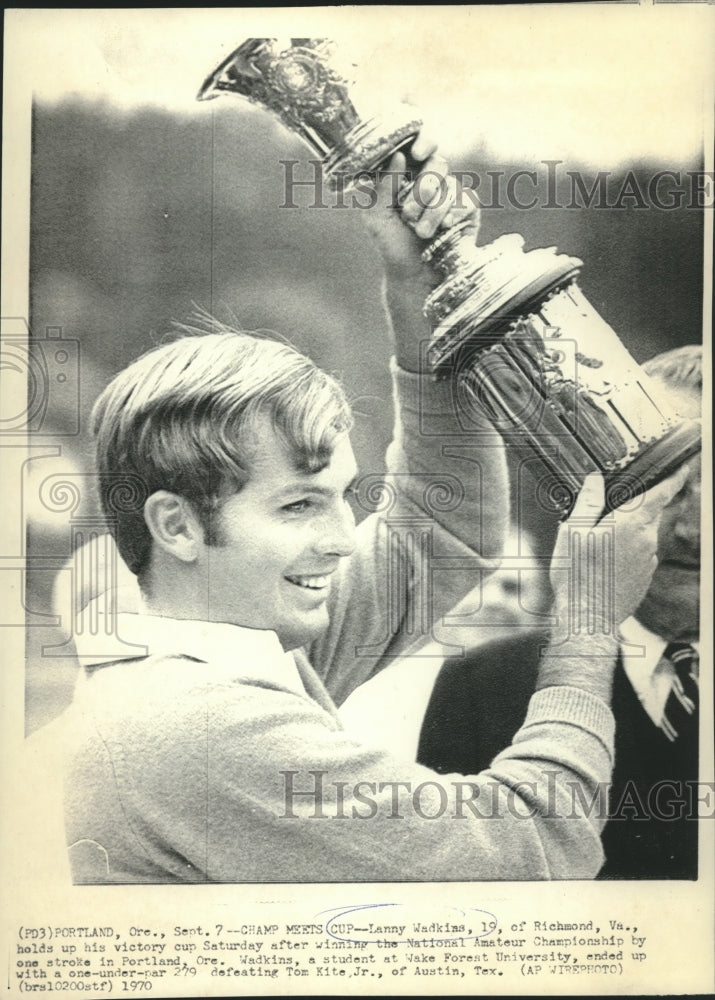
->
[282, 500, 311, 513]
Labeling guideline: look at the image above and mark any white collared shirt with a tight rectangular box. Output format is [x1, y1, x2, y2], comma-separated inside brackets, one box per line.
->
[618, 616, 699, 726]
[73, 606, 306, 698]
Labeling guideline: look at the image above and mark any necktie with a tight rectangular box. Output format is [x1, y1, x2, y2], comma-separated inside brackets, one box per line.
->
[660, 642, 699, 743]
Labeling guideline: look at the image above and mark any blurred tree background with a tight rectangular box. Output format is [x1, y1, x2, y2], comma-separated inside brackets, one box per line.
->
[26, 98, 704, 733]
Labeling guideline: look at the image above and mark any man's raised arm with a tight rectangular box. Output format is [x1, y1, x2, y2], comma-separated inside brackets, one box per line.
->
[314, 140, 510, 696]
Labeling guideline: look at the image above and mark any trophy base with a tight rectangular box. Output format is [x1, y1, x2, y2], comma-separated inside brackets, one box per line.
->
[602, 419, 702, 513]
[535, 420, 702, 519]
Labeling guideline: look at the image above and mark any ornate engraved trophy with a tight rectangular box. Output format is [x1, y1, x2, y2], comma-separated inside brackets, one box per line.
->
[198, 38, 701, 515]
[198, 38, 422, 188]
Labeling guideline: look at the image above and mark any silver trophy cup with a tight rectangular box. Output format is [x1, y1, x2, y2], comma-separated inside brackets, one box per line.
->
[199, 37, 701, 515]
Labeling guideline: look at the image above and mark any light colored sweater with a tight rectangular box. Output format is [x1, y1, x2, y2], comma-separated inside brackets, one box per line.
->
[61, 365, 615, 882]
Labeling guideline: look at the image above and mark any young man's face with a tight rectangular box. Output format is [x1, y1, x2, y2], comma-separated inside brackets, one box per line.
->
[198, 418, 358, 650]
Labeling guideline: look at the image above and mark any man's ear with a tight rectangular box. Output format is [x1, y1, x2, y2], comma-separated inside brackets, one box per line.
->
[143, 492, 201, 564]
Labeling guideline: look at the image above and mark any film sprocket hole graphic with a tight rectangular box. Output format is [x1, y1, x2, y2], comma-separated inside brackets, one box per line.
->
[1, 317, 80, 436]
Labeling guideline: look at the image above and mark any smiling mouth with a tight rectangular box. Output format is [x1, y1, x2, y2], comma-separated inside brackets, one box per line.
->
[285, 574, 331, 590]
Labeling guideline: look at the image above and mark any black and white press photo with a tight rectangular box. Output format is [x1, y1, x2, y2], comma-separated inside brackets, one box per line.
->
[2, 6, 712, 998]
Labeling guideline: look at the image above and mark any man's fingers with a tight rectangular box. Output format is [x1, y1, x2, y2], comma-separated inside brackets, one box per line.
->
[410, 131, 439, 163]
[373, 151, 407, 211]
[372, 137, 479, 246]
[401, 156, 450, 225]
[568, 463, 688, 532]
[638, 464, 690, 517]
[567, 472, 606, 527]
[441, 186, 481, 235]
[415, 175, 457, 238]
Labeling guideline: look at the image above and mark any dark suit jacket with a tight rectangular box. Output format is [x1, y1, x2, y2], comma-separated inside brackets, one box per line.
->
[417, 629, 698, 880]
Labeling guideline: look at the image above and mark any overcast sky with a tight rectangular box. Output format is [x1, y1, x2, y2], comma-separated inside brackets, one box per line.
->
[5, 6, 713, 167]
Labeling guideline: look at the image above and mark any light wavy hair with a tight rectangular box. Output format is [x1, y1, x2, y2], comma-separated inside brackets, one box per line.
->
[91, 327, 352, 577]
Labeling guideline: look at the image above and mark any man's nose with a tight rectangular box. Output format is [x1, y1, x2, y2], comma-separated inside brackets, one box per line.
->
[317, 504, 356, 558]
